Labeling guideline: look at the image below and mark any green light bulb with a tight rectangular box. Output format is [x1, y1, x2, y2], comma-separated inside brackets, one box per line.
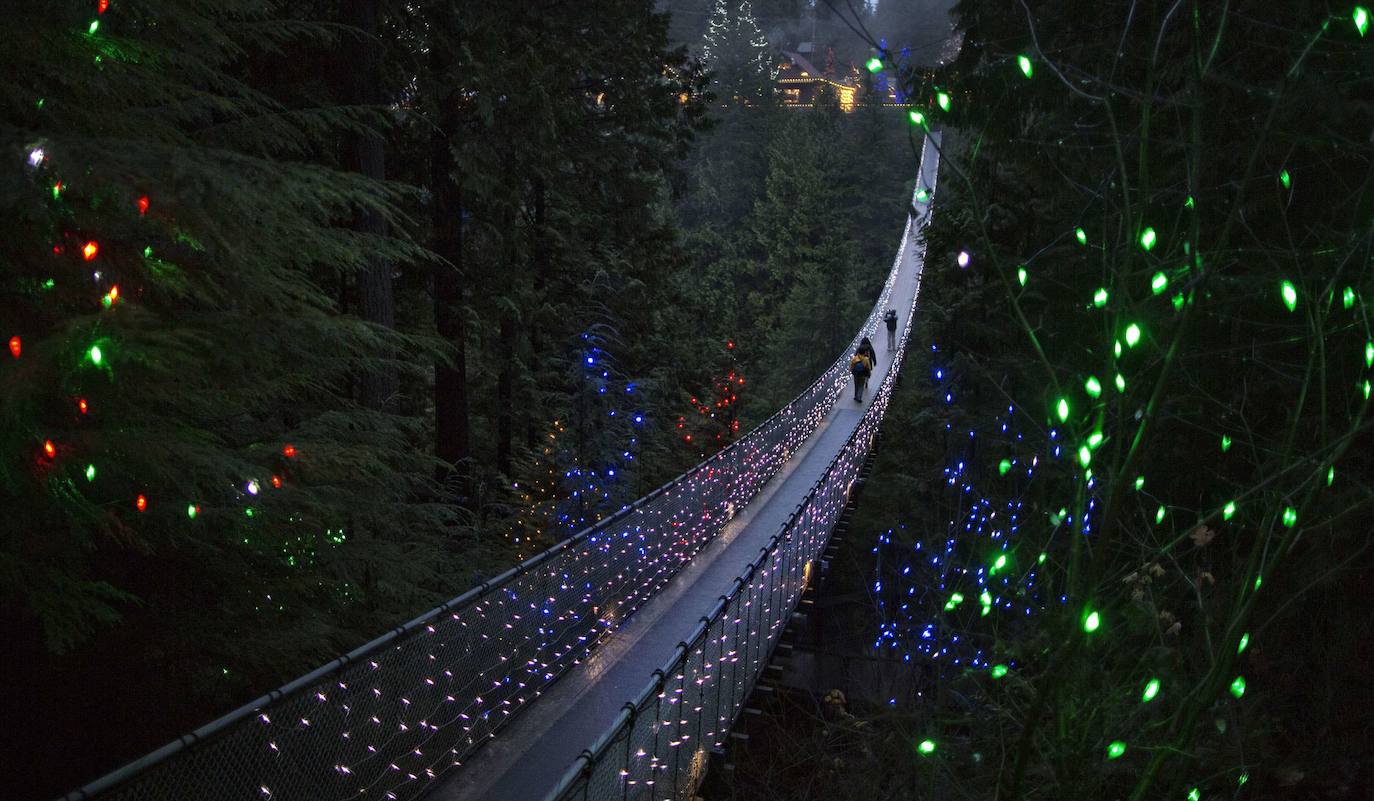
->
[1083, 610, 1100, 633]
[1223, 501, 1236, 520]
[918, 739, 936, 754]
[1106, 741, 1126, 759]
[998, 458, 1012, 476]
[1254, 575, 1263, 591]
[1364, 380, 1372, 400]
[1125, 324, 1142, 347]
[85, 464, 96, 482]
[908, 109, 926, 126]
[866, 56, 883, 72]
[1134, 476, 1145, 490]
[1093, 287, 1109, 307]
[1017, 267, 1027, 286]
[1237, 632, 1249, 653]
[1139, 227, 1157, 251]
[1229, 676, 1246, 698]
[992, 554, 1007, 572]
[1282, 507, 1297, 527]
[1078, 445, 1092, 466]
[1188, 789, 1200, 801]
[1356, 6, 1370, 36]
[1084, 376, 1102, 397]
[1221, 435, 1232, 452]
[88, 19, 99, 34]
[1155, 505, 1166, 524]
[1114, 340, 1123, 357]
[88, 344, 103, 365]
[980, 591, 993, 607]
[1172, 293, 1185, 311]
[1279, 169, 1291, 189]
[1281, 281, 1298, 312]
[1343, 286, 1356, 309]
[187, 504, 198, 519]
[1141, 678, 1160, 702]
[1184, 196, 1195, 209]
[1328, 466, 1336, 486]
[1115, 373, 1126, 391]
[1038, 552, 1047, 563]
[1088, 431, 1103, 448]
[991, 664, 1009, 678]
[1056, 397, 1070, 421]
[1364, 342, 1372, 367]
[936, 91, 951, 111]
[1151, 272, 1168, 294]
[1017, 54, 1033, 78]
[1075, 227, 1087, 245]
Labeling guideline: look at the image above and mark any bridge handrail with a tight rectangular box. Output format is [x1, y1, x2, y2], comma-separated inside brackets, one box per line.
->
[57, 160, 923, 801]
[545, 135, 935, 801]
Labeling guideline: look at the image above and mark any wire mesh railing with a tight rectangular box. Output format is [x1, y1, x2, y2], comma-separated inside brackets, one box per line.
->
[57, 139, 933, 801]
[544, 134, 936, 801]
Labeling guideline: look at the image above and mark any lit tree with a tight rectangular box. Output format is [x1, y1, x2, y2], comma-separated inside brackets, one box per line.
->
[702, 0, 776, 101]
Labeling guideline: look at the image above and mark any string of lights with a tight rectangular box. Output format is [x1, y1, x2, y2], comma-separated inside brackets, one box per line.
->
[546, 136, 938, 801]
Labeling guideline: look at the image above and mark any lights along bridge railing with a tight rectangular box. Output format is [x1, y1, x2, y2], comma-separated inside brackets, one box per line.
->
[56, 146, 930, 801]
[544, 136, 935, 801]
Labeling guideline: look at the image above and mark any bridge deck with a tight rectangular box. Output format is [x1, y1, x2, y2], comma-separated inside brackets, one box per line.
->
[431, 163, 932, 801]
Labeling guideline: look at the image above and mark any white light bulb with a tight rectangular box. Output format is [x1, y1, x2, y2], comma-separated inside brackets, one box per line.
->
[27, 147, 44, 168]
[957, 251, 970, 268]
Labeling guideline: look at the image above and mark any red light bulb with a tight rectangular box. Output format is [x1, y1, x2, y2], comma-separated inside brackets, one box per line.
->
[82, 241, 98, 261]
[271, 475, 282, 488]
[98, 0, 109, 12]
[282, 444, 296, 458]
[78, 398, 89, 414]
[136, 494, 147, 512]
[43, 440, 56, 458]
[107, 285, 119, 303]
[8, 336, 19, 358]
[137, 195, 149, 215]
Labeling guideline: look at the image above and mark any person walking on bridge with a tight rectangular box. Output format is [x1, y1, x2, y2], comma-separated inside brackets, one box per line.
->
[883, 309, 898, 351]
[851, 337, 876, 402]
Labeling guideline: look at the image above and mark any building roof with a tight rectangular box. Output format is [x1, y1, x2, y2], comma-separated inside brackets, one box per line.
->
[778, 50, 857, 87]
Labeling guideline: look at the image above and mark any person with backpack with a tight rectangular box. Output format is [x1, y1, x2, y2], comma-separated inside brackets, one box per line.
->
[883, 309, 898, 351]
[851, 336, 877, 402]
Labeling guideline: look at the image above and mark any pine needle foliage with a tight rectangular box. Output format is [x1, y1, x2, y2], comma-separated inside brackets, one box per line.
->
[0, 0, 459, 685]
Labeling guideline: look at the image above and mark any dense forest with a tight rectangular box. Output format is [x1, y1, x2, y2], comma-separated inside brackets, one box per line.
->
[0, 0, 928, 796]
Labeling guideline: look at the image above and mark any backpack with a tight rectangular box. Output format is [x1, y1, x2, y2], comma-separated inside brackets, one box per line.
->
[850, 354, 871, 376]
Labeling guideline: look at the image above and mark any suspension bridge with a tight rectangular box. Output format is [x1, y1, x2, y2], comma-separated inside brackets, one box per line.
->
[57, 132, 940, 801]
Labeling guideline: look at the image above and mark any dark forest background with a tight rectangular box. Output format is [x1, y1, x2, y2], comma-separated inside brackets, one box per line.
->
[0, 0, 944, 796]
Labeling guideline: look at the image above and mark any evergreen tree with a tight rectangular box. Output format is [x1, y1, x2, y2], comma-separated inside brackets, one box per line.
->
[702, 0, 777, 101]
[1, 1, 468, 793]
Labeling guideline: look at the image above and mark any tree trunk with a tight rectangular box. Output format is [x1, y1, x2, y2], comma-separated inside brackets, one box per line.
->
[340, 0, 396, 411]
[497, 315, 514, 475]
[526, 177, 548, 450]
[430, 48, 470, 496]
